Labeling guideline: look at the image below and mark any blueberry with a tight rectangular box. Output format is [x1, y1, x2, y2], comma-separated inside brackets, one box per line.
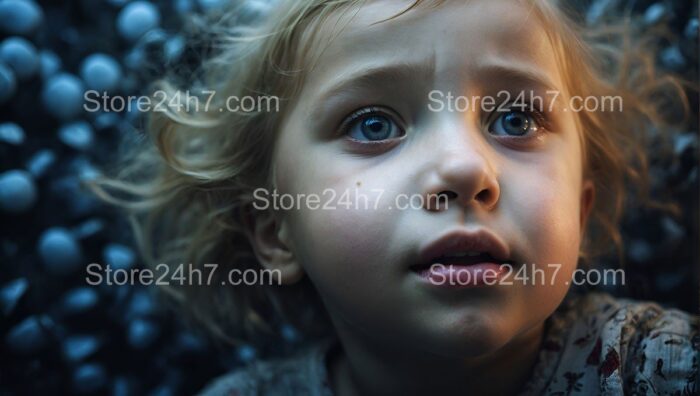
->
[69, 156, 100, 181]
[174, 0, 193, 15]
[123, 47, 145, 70]
[103, 243, 136, 270]
[42, 73, 85, 120]
[0, 277, 28, 316]
[163, 35, 184, 63]
[80, 53, 122, 93]
[0, 169, 37, 213]
[175, 331, 206, 354]
[5, 314, 51, 354]
[93, 112, 121, 130]
[58, 121, 94, 151]
[72, 218, 105, 240]
[280, 323, 300, 343]
[39, 49, 61, 79]
[63, 335, 101, 362]
[50, 175, 100, 217]
[628, 239, 652, 262]
[0, 36, 39, 81]
[661, 216, 684, 244]
[26, 148, 56, 178]
[0, 62, 16, 103]
[112, 377, 139, 396]
[116, 1, 160, 41]
[38, 227, 83, 275]
[674, 133, 697, 156]
[61, 287, 99, 315]
[686, 18, 699, 39]
[138, 28, 167, 47]
[0, 121, 25, 145]
[643, 3, 668, 26]
[128, 318, 160, 349]
[585, 0, 615, 25]
[72, 363, 108, 393]
[237, 344, 257, 362]
[126, 289, 156, 319]
[0, 0, 43, 35]
[660, 45, 686, 70]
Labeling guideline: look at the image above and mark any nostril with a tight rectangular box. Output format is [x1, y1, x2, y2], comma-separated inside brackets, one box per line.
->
[475, 189, 492, 204]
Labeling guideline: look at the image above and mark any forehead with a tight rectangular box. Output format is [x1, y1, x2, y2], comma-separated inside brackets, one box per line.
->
[301, 0, 564, 97]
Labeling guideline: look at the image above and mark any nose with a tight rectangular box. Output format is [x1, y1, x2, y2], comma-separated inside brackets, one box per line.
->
[423, 138, 501, 212]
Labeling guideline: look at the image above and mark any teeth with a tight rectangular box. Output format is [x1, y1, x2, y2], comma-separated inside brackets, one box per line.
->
[444, 251, 482, 258]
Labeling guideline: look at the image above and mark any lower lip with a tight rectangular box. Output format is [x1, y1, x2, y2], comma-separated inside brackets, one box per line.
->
[413, 262, 508, 288]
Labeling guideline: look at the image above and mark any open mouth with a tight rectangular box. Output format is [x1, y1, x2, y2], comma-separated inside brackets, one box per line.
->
[414, 228, 513, 277]
[409, 252, 509, 273]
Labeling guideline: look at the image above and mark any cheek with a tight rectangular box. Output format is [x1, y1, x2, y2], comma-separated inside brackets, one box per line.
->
[499, 155, 583, 329]
[504, 153, 583, 267]
[296, 205, 388, 270]
[285, 191, 408, 329]
[273, 141, 400, 309]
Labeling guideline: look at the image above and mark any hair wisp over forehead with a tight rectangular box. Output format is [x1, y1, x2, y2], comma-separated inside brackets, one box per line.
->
[91, 0, 690, 345]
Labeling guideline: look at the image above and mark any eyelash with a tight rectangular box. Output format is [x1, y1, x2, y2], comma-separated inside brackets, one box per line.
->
[486, 103, 552, 137]
[338, 106, 406, 143]
[337, 102, 552, 145]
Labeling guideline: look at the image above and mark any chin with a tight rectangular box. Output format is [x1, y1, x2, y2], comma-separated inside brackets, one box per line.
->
[415, 315, 514, 359]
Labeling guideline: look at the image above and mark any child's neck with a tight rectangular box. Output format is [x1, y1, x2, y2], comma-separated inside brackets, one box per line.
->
[328, 321, 545, 396]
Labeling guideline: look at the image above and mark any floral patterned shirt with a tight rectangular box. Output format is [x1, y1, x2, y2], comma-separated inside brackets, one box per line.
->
[199, 291, 699, 395]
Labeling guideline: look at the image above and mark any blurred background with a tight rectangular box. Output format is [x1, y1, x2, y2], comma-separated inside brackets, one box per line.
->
[0, 0, 697, 394]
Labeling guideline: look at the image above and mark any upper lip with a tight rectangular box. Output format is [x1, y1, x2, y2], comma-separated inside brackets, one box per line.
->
[416, 228, 511, 268]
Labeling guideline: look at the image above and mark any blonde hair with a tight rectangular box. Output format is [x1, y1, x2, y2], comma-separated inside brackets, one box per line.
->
[91, 0, 690, 346]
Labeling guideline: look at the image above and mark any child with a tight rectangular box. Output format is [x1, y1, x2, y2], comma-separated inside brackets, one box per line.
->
[94, 0, 698, 395]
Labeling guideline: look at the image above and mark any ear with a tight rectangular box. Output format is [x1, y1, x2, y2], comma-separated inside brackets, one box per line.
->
[241, 206, 304, 284]
[580, 179, 595, 234]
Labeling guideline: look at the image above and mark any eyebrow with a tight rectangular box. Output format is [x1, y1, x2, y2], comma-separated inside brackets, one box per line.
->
[471, 59, 561, 93]
[308, 56, 561, 118]
[313, 58, 437, 105]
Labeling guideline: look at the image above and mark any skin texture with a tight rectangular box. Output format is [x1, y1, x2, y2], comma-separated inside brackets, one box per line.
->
[245, 1, 595, 395]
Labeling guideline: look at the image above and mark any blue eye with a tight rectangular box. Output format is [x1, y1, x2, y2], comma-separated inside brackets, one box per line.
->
[345, 109, 404, 142]
[489, 110, 539, 137]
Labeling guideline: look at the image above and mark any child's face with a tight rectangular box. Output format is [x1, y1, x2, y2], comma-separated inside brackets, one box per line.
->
[267, 0, 594, 356]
